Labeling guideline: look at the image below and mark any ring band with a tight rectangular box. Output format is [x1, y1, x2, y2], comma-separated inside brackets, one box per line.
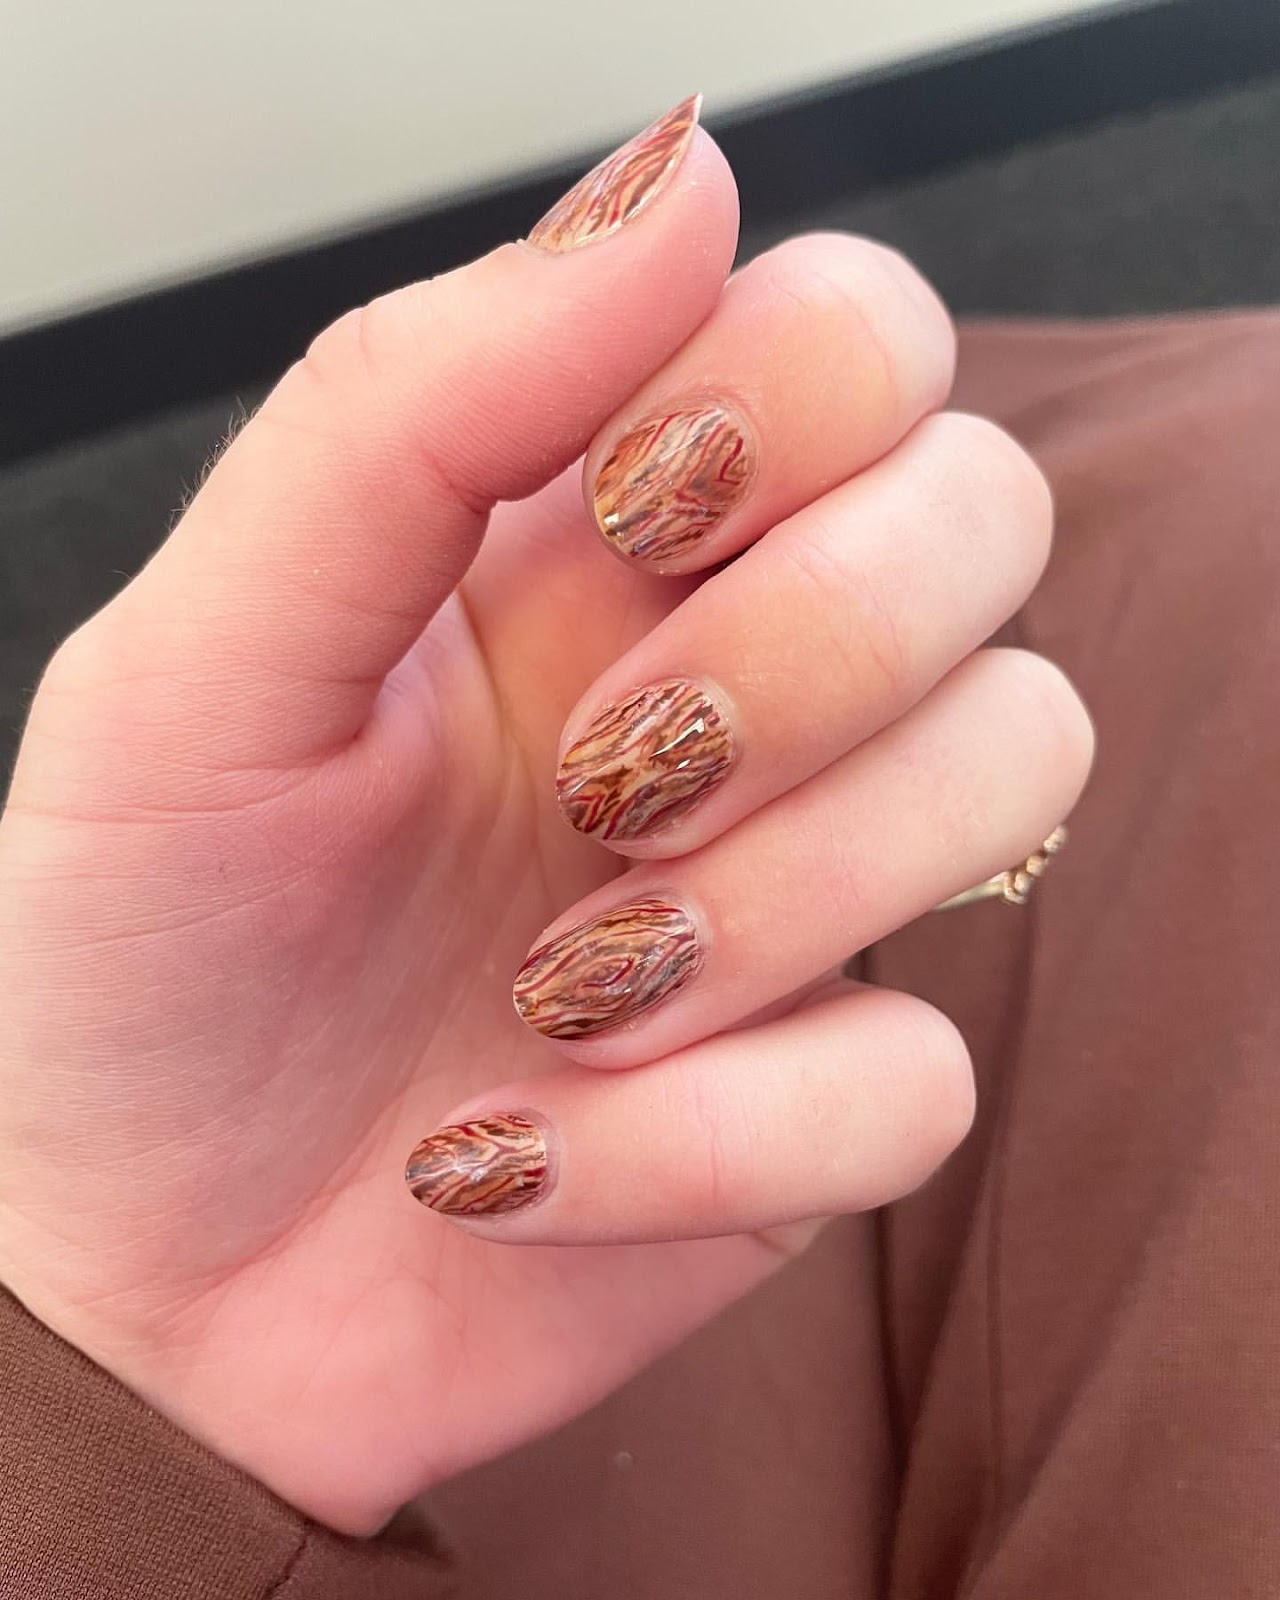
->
[933, 825, 1068, 912]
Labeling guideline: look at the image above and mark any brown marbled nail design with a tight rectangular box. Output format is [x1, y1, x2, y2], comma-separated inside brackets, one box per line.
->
[557, 679, 735, 842]
[405, 1113, 547, 1218]
[514, 899, 701, 1039]
[526, 94, 701, 253]
[593, 404, 754, 565]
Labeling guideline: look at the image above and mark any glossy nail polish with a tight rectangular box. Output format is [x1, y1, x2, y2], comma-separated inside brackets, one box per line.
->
[593, 403, 754, 566]
[405, 1113, 547, 1217]
[514, 898, 701, 1039]
[526, 94, 701, 253]
[558, 679, 735, 842]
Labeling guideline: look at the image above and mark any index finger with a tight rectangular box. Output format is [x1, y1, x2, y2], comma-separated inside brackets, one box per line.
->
[581, 232, 954, 573]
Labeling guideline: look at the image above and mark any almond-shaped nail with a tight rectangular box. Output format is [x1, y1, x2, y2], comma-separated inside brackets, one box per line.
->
[526, 94, 701, 253]
[514, 898, 701, 1039]
[405, 1113, 548, 1217]
[593, 403, 755, 566]
[558, 680, 735, 842]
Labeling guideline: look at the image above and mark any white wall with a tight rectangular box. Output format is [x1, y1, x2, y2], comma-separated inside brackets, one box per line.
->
[0, 0, 1117, 333]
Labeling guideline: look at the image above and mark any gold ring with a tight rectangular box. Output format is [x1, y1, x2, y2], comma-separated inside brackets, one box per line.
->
[932, 825, 1068, 912]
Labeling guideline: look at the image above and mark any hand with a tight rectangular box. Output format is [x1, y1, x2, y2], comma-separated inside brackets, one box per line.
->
[0, 101, 1091, 1534]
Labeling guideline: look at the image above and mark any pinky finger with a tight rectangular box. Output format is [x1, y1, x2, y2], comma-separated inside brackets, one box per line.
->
[401, 984, 973, 1245]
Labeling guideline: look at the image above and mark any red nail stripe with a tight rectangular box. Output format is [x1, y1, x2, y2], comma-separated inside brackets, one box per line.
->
[405, 1114, 547, 1217]
[527, 95, 701, 252]
[593, 404, 754, 565]
[513, 899, 701, 1039]
[558, 680, 734, 841]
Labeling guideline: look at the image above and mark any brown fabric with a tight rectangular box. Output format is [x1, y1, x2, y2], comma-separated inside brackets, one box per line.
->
[0, 1286, 460, 1595]
[874, 315, 1280, 1597]
[3, 312, 1279, 1597]
[429, 313, 1280, 1597]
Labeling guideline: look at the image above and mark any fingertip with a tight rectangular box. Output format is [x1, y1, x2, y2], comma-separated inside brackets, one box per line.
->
[680, 125, 741, 267]
[517, 105, 739, 288]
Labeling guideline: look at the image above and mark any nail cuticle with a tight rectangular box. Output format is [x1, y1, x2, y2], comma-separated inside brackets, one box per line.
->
[513, 897, 703, 1040]
[557, 678, 737, 843]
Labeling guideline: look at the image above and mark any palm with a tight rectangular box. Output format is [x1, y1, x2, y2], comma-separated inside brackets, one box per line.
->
[0, 468, 772, 1521]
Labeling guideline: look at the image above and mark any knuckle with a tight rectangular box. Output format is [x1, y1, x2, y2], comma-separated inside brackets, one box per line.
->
[932, 411, 1053, 524]
[303, 290, 406, 385]
[671, 1069, 749, 1219]
[987, 647, 1096, 784]
[285, 306, 375, 410]
[751, 1219, 827, 1264]
[922, 411, 1054, 585]
[860, 236, 942, 301]
[303, 303, 369, 373]
[782, 531, 911, 705]
[750, 232, 953, 410]
[260, 283, 487, 515]
[755, 230, 894, 294]
[763, 231, 945, 321]
[276, 283, 430, 420]
[750, 234, 884, 339]
[920, 1009, 977, 1155]
[40, 617, 112, 701]
[857, 236, 957, 369]
[886, 993, 976, 1161]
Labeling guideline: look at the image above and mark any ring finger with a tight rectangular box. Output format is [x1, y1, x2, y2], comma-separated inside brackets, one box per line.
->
[406, 982, 972, 1242]
[515, 647, 1093, 1068]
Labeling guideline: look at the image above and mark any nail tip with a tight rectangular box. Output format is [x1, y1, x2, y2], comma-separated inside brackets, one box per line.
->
[524, 92, 702, 253]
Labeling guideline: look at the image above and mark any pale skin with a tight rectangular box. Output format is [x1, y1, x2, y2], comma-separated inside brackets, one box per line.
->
[0, 127, 1092, 1534]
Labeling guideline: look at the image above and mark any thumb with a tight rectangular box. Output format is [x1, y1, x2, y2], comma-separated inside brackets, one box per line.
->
[74, 97, 736, 763]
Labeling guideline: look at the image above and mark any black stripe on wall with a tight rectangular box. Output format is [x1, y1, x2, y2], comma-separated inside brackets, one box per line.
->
[2, 0, 1279, 465]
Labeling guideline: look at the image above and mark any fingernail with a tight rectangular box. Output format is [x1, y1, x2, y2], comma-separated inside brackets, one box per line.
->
[405, 1113, 548, 1218]
[593, 403, 755, 566]
[557, 679, 735, 842]
[514, 898, 701, 1039]
[526, 93, 701, 253]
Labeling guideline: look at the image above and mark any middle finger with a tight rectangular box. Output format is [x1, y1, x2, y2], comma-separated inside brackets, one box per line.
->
[582, 230, 955, 574]
[556, 411, 1052, 856]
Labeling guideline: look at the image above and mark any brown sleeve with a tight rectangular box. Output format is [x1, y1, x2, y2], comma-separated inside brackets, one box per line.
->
[0, 1287, 468, 1599]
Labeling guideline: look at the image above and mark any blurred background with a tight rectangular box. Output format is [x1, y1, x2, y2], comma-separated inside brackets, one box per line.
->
[3, 0, 1280, 781]
[0, 0, 1119, 332]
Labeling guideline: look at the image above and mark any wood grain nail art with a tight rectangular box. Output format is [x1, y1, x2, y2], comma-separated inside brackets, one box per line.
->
[514, 899, 701, 1039]
[593, 404, 754, 565]
[526, 94, 701, 252]
[558, 680, 735, 842]
[405, 1114, 547, 1217]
